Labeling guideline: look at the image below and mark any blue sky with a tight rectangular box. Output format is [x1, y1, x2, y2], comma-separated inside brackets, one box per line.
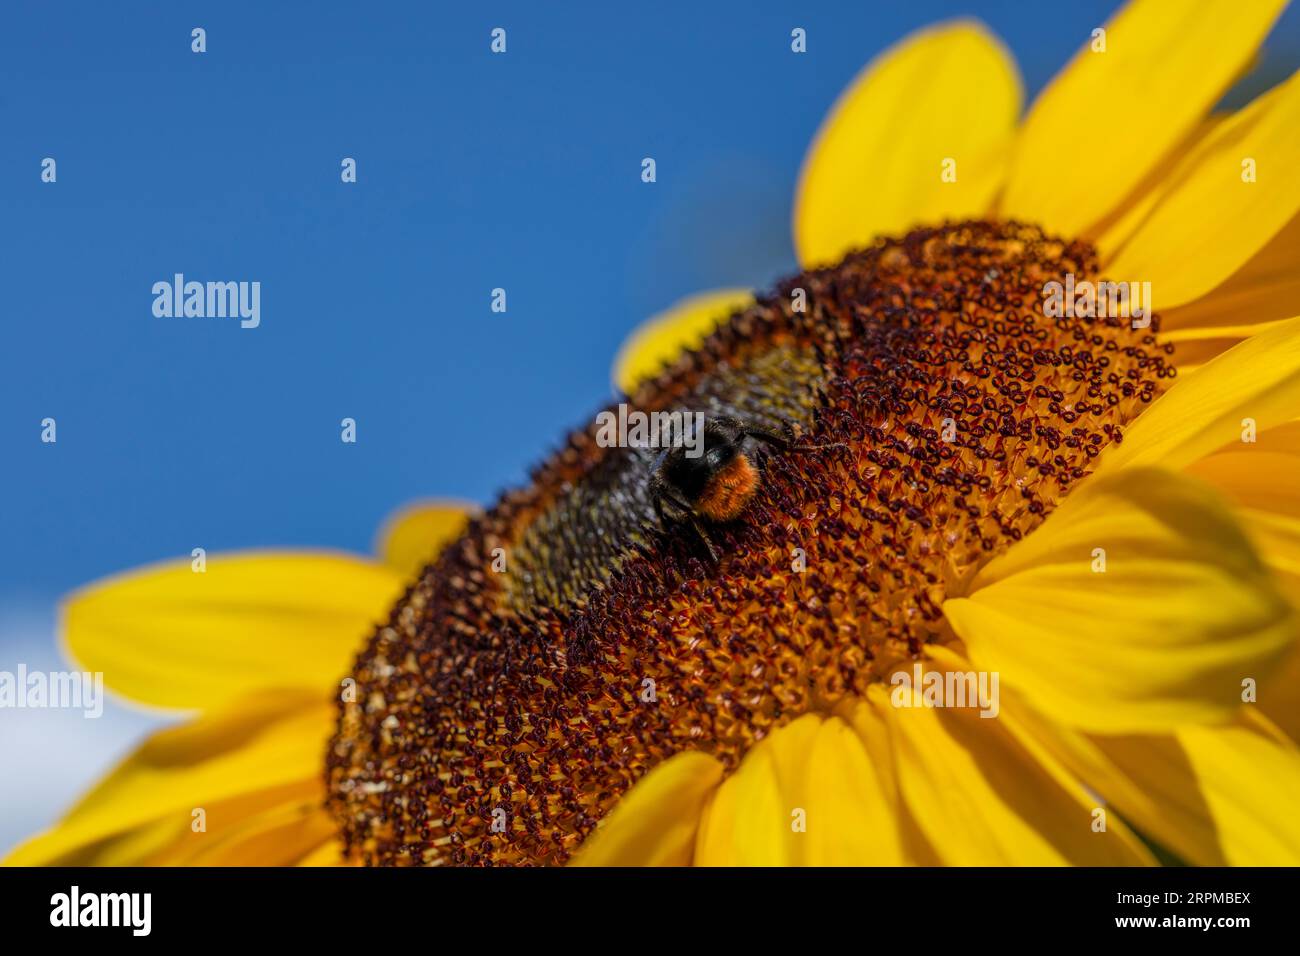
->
[4, 0, 1300, 851]
[7, 0, 1300, 599]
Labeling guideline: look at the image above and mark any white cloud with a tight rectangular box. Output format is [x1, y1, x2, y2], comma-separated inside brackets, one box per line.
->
[0, 600, 167, 857]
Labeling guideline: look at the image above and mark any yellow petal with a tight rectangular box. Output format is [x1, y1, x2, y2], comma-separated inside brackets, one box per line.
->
[1021, 707, 1300, 865]
[874, 672, 1152, 866]
[693, 711, 903, 865]
[64, 551, 405, 711]
[571, 751, 723, 866]
[792, 19, 1020, 268]
[944, 468, 1296, 733]
[374, 499, 477, 579]
[1257, 645, 1300, 745]
[1201, 477, 1300, 595]
[1159, 320, 1293, 371]
[296, 838, 351, 867]
[163, 799, 338, 866]
[4, 689, 334, 865]
[1089, 116, 1226, 248]
[1166, 337, 1262, 372]
[1159, 318, 1290, 345]
[1000, 0, 1287, 238]
[611, 289, 753, 397]
[1159, 212, 1300, 331]
[16, 813, 194, 867]
[1188, 445, 1300, 581]
[1104, 66, 1300, 309]
[6, 780, 328, 867]
[1095, 315, 1300, 477]
[1184, 426, 1300, 743]
[1109, 715, 1300, 865]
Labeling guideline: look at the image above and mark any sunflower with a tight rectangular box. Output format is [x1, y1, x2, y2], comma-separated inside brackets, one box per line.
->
[9, 0, 1300, 867]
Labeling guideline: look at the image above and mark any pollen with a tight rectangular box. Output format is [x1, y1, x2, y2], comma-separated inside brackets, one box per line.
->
[326, 220, 1175, 866]
[695, 454, 761, 522]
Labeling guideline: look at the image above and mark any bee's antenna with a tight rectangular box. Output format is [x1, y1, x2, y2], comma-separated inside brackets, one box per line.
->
[787, 440, 849, 452]
[742, 423, 848, 454]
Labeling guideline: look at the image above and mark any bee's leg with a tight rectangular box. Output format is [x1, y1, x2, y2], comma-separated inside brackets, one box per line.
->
[654, 488, 693, 528]
[653, 491, 720, 563]
[687, 514, 721, 564]
[653, 493, 678, 533]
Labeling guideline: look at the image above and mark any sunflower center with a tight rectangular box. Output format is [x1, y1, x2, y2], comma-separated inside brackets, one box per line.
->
[326, 220, 1175, 866]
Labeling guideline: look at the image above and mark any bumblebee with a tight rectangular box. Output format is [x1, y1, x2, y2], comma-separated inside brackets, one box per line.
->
[648, 414, 843, 561]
